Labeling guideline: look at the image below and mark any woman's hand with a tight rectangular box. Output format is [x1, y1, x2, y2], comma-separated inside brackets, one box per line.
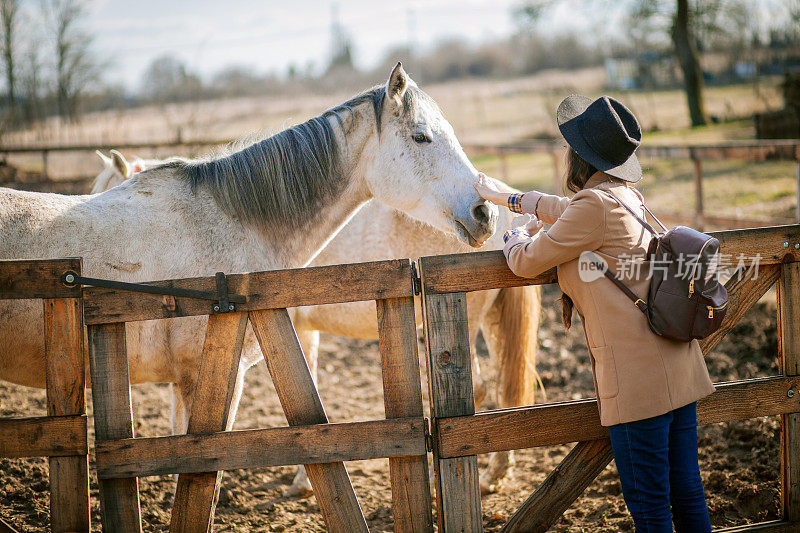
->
[527, 218, 544, 236]
[473, 173, 511, 206]
[512, 214, 544, 236]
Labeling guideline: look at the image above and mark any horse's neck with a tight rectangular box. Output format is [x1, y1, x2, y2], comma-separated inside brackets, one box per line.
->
[312, 199, 513, 269]
[261, 108, 377, 268]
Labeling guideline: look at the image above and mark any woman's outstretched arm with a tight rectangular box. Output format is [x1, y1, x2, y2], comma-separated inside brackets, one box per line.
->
[474, 173, 570, 225]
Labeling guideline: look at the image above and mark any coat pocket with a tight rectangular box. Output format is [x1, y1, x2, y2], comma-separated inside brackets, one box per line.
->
[590, 344, 619, 399]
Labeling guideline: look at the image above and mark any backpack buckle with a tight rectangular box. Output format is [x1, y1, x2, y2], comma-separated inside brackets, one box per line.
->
[634, 298, 648, 312]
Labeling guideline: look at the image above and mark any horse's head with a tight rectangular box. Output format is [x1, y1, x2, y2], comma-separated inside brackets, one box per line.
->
[92, 150, 131, 194]
[364, 63, 497, 247]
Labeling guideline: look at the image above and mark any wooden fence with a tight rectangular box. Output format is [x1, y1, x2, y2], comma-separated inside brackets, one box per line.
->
[80, 259, 432, 532]
[4, 224, 800, 532]
[0, 136, 232, 181]
[0, 258, 90, 533]
[418, 223, 800, 532]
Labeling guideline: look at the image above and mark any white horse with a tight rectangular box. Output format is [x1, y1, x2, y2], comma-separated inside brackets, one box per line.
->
[93, 149, 542, 495]
[0, 63, 498, 485]
[91, 150, 160, 194]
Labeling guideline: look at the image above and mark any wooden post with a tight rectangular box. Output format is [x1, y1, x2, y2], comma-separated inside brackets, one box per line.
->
[88, 322, 142, 533]
[422, 289, 482, 532]
[169, 312, 248, 533]
[42, 150, 49, 180]
[377, 297, 434, 532]
[691, 150, 704, 228]
[44, 296, 90, 533]
[795, 160, 799, 223]
[498, 148, 510, 180]
[250, 308, 369, 533]
[550, 148, 562, 194]
[779, 262, 800, 522]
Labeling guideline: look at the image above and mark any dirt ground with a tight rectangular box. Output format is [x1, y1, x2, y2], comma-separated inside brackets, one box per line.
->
[0, 285, 783, 531]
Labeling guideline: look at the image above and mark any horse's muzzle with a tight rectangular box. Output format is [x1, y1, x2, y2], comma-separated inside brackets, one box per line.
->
[459, 200, 498, 247]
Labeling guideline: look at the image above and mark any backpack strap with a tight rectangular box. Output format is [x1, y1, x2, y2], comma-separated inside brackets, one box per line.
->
[600, 189, 667, 236]
[589, 188, 660, 315]
[590, 260, 648, 314]
[641, 203, 668, 233]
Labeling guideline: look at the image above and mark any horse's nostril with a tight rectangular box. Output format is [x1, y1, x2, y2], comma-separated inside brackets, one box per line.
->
[473, 203, 491, 225]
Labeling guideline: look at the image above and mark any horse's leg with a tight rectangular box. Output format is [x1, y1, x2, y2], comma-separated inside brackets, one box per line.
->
[467, 292, 493, 410]
[471, 336, 488, 409]
[228, 325, 262, 431]
[225, 364, 247, 431]
[167, 374, 196, 483]
[478, 315, 512, 495]
[478, 285, 542, 494]
[285, 328, 319, 498]
[172, 377, 195, 435]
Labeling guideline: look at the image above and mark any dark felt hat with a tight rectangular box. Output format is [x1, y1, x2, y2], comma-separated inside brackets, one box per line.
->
[557, 95, 643, 183]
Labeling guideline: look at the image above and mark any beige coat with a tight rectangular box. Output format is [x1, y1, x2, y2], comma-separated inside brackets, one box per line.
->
[503, 173, 715, 426]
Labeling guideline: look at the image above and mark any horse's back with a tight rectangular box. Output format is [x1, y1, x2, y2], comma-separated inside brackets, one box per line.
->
[0, 187, 91, 259]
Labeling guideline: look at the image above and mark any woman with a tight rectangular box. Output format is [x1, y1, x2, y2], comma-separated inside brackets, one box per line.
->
[474, 95, 715, 532]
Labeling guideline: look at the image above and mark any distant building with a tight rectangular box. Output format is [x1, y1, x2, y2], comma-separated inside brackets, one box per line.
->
[754, 70, 800, 139]
[605, 58, 637, 90]
[734, 61, 757, 79]
[605, 53, 677, 90]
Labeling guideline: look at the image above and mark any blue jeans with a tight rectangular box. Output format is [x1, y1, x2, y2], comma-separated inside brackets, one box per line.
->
[608, 402, 711, 532]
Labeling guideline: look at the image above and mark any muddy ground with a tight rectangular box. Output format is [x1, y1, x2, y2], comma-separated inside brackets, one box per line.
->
[0, 285, 783, 531]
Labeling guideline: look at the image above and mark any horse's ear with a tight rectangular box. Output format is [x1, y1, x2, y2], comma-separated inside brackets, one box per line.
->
[96, 150, 112, 167]
[110, 149, 131, 178]
[386, 62, 408, 110]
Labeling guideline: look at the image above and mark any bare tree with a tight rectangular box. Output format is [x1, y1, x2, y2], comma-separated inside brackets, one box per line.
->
[44, 0, 96, 121]
[0, 0, 19, 124]
[512, 0, 556, 29]
[788, 0, 800, 40]
[141, 54, 202, 102]
[671, 0, 708, 125]
[516, 0, 716, 126]
[19, 30, 44, 123]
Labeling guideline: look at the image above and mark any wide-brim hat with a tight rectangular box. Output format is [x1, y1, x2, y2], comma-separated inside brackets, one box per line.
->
[557, 94, 643, 183]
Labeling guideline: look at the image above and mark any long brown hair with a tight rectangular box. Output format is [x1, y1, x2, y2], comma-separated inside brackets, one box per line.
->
[560, 147, 598, 329]
[564, 146, 598, 194]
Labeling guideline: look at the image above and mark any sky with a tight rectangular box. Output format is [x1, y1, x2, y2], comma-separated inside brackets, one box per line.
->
[81, 0, 793, 91]
[86, 0, 604, 88]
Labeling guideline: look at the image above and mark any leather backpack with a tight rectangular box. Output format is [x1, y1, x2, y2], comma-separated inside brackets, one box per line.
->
[595, 189, 728, 342]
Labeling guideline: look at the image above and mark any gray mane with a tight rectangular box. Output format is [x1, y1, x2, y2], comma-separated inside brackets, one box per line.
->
[172, 84, 408, 232]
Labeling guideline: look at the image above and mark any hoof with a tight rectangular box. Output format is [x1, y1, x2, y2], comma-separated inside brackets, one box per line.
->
[479, 478, 500, 496]
[285, 482, 314, 498]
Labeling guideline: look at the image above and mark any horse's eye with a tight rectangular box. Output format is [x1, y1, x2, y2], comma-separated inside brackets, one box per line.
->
[412, 132, 430, 144]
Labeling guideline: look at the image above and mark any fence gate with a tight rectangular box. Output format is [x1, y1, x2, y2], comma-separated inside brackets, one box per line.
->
[0, 258, 90, 532]
[419, 224, 800, 533]
[81, 259, 432, 532]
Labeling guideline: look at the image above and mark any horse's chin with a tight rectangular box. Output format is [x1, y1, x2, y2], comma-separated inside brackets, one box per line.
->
[455, 220, 484, 248]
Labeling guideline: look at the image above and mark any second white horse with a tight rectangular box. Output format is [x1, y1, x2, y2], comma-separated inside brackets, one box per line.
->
[93, 147, 542, 495]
